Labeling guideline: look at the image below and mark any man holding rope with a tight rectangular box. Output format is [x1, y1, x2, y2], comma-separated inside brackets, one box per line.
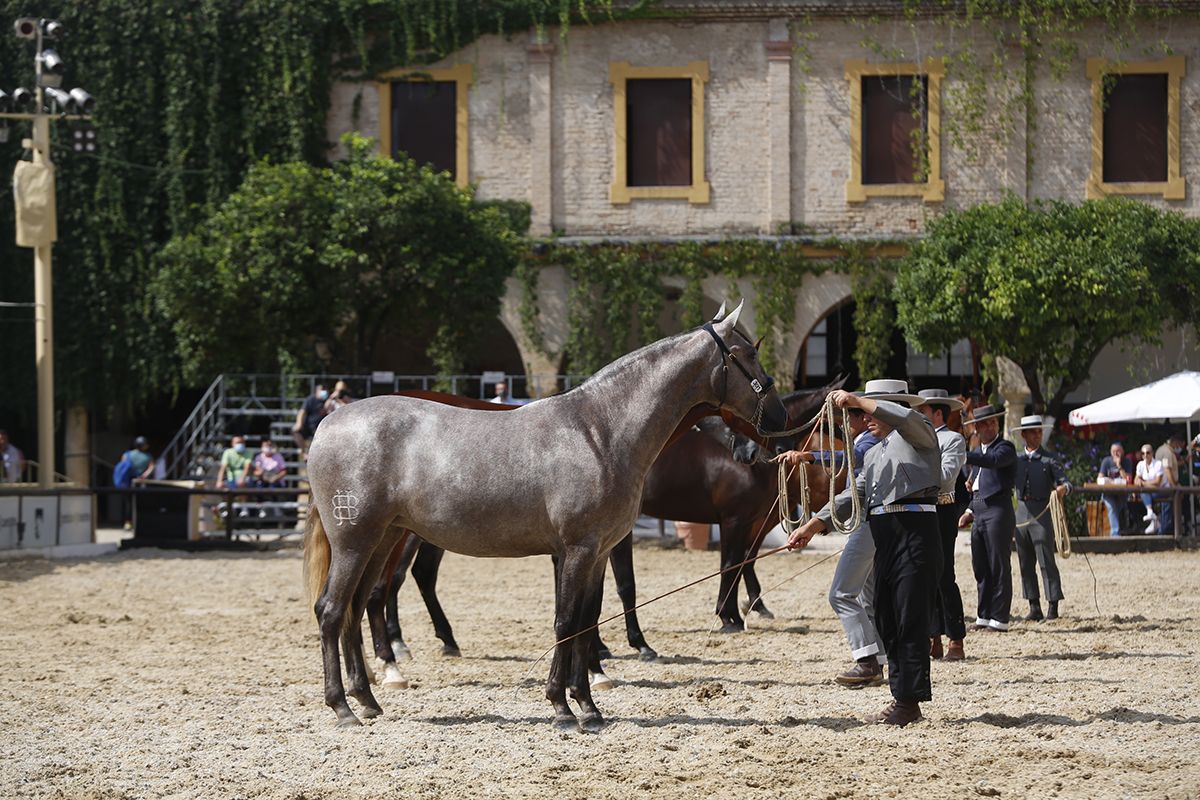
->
[1012, 415, 1070, 621]
[780, 395, 885, 688]
[785, 380, 941, 727]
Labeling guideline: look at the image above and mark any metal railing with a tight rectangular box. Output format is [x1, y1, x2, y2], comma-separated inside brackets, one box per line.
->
[161, 372, 592, 480]
[159, 375, 225, 480]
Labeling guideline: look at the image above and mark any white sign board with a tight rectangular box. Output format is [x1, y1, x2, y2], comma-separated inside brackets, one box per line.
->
[371, 371, 395, 384]
[58, 495, 93, 546]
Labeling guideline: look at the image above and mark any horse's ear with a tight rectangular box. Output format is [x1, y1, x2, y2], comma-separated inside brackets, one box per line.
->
[712, 301, 727, 322]
[723, 299, 744, 330]
[753, 334, 765, 351]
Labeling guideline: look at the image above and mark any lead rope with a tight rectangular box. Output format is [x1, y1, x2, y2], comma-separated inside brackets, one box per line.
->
[777, 398, 861, 535]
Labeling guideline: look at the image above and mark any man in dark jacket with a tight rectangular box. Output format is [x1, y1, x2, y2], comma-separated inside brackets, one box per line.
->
[1013, 415, 1070, 621]
[959, 403, 1016, 632]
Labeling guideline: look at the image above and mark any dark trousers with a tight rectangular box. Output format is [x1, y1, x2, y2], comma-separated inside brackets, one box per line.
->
[870, 510, 941, 703]
[1015, 500, 1063, 603]
[931, 504, 967, 640]
[970, 496, 1014, 625]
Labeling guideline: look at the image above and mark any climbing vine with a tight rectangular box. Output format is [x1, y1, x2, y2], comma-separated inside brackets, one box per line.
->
[517, 239, 897, 385]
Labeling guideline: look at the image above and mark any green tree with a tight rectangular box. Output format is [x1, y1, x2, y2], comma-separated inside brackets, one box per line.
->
[895, 196, 1200, 419]
[153, 135, 526, 382]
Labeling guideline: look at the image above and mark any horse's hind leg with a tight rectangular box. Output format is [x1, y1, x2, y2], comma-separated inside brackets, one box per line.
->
[715, 520, 746, 632]
[385, 534, 420, 662]
[315, 548, 376, 727]
[367, 532, 411, 688]
[567, 554, 609, 732]
[343, 535, 402, 718]
[609, 531, 657, 660]
[740, 518, 775, 620]
[412, 542, 460, 656]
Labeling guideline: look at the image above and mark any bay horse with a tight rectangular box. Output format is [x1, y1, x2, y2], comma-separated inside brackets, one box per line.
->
[303, 303, 788, 729]
[364, 379, 844, 693]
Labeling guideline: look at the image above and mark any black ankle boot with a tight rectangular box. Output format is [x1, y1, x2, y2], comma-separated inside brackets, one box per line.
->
[1025, 601, 1044, 622]
[1046, 601, 1059, 620]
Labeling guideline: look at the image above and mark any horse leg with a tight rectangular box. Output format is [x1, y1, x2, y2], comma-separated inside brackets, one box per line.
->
[715, 521, 745, 632]
[546, 553, 575, 729]
[587, 564, 615, 692]
[412, 542, 460, 657]
[314, 543, 377, 727]
[740, 518, 775, 620]
[384, 533, 420, 662]
[609, 531, 657, 660]
[343, 537, 401, 718]
[566, 553, 609, 732]
[366, 533, 411, 688]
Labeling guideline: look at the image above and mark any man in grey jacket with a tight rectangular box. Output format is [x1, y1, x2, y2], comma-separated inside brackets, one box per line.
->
[788, 380, 941, 727]
[1012, 415, 1070, 621]
[917, 389, 968, 661]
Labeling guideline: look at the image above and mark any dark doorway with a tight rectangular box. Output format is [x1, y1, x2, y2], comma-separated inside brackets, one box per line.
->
[794, 299, 908, 391]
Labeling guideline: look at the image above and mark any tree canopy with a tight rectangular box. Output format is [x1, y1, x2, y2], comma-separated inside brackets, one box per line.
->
[894, 196, 1200, 417]
[153, 136, 526, 384]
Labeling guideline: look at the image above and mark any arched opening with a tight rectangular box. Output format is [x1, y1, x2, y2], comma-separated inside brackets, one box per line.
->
[794, 299, 908, 390]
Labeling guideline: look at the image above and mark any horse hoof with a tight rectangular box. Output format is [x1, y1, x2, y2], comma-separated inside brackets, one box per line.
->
[638, 646, 659, 662]
[391, 640, 412, 662]
[359, 705, 383, 719]
[597, 647, 613, 661]
[382, 663, 409, 689]
[441, 645, 461, 658]
[552, 714, 577, 731]
[589, 672, 616, 692]
[336, 713, 363, 728]
[579, 712, 606, 733]
[719, 621, 744, 634]
[755, 607, 776, 620]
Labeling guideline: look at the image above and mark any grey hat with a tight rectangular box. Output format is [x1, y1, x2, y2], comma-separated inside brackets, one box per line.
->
[968, 403, 1006, 423]
[861, 379, 922, 408]
[916, 388, 965, 412]
[1012, 414, 1046, 432]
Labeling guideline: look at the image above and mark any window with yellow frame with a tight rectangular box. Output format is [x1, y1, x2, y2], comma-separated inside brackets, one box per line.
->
[1086, 56, 1185, 201]
[377, 64, 473, 189]
[844, 58, 944, 204]
[609, 61, 710, 204]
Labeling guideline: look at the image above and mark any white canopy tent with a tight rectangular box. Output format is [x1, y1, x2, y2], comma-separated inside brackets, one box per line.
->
[1069, 371, 1200, 535]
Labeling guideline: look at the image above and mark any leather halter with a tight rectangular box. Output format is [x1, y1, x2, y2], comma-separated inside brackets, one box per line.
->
[703, 322, 775, 420]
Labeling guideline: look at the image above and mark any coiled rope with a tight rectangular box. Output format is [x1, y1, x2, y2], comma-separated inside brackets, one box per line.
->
[778, 398, 861, 536]
[1050, 489, 1071, 558]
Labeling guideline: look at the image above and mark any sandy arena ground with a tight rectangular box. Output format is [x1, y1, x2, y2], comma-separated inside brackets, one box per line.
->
[1, 537, 1198, 799]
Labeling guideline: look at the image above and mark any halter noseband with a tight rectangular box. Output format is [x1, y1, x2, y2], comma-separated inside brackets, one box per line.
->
[703, 322, 775, 418]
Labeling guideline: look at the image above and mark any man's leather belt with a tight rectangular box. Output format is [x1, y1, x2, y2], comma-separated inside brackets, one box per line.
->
[936, 493, 955, 505]
[870, 503, 936, 515]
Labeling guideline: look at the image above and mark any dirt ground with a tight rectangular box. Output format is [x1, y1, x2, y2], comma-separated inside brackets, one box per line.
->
[1, 538, 1198, 799]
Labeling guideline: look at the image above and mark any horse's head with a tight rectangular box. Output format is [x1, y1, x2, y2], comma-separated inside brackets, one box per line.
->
[703, 301, 788, 438]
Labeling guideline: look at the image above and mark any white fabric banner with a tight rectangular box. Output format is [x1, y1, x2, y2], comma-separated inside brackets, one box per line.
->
[13, 160, 58, 247]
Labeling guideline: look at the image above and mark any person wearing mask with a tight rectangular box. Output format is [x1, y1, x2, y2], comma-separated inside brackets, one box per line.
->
[916, 389, 968, 660]
[252, 439, 289, 519]
[786, 380, 941, 727]
[959, 403, 1016, 633]
[1012, 415, 1070, 621]
[1096, 443, 1132, 537]
[293, 383, 328, 460]
[1134, 444, 1167, 534]
[216, 435, 252, 518]
[780, 394, 885, 688]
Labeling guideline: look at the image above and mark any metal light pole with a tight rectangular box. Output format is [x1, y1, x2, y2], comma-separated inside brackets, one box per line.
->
[1, 16, 94, 487]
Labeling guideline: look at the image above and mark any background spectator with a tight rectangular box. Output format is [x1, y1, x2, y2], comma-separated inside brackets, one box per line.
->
[251, 439, 288, 519]
[293, 383, 328, 459]
[1155, 435, 1185, 488]
[1096, 442, 1132, 536]
[0, 429, 24, 483]
[113, 436, 155, 529]
[1134, 444, 1167, 534]
[489, 381, 509, 404]
[325, 381, 354, 415]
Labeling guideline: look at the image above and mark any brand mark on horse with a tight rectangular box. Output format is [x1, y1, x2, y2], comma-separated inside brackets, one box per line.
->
[332, 489, 360, 527]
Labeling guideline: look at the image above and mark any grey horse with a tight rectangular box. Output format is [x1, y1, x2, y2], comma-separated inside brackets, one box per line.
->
[303, 302, 788, 730]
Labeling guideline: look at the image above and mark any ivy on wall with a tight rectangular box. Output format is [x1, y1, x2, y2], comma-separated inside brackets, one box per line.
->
[518, 240, 899, 386]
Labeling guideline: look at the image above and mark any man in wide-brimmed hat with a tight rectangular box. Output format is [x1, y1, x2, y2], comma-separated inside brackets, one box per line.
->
[780, 390, 886, 689]
[916, 389, 968, 660]
[786, 379, 941, 727]
[959, 402, 1017, 632]
[1012, 415, 1070, 621]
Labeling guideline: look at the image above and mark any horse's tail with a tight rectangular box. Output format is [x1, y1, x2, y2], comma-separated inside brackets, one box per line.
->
[303, 505, 331, 617]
